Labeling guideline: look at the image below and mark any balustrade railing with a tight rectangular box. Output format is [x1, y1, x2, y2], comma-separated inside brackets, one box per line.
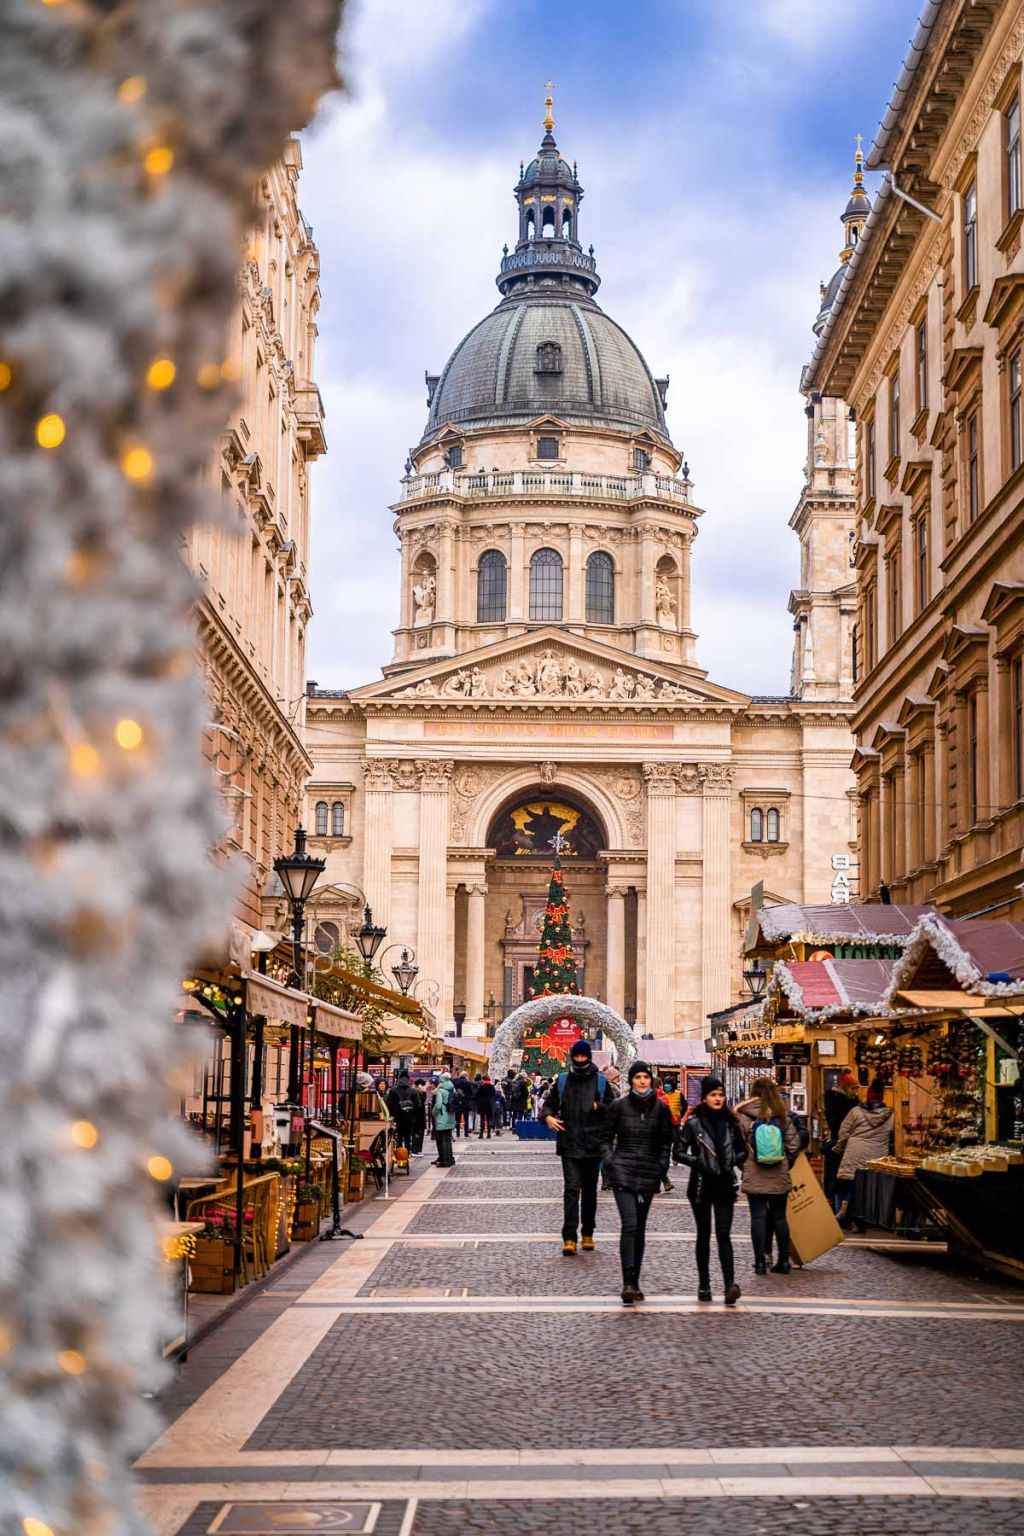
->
[400, 468, 691, 504]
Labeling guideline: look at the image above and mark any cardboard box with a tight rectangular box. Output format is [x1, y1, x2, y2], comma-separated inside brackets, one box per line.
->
[787, 1151, 843, 1264]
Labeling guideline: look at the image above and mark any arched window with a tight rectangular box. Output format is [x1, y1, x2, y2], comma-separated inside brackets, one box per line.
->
[526, 208, 536, 240]
[314, 920, 340, 957]
[529, 548, 563, 621]
[542, 205, 555, 239]
[766, 808, 781, 843]
[314, 801, 328, 836]
[477, 549, 508, 622]
[585, 551, 615, 625]
[561, 205, 572, 239]
[331, 801, 345, 838]
[750, 808, 763, 843]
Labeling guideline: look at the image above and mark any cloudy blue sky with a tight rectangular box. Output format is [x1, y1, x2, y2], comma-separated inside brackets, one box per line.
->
[299, 0, 920, 695]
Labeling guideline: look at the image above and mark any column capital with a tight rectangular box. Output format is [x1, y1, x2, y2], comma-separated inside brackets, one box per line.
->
[415, 758, 455, 790]
[606, 884, 629, 900]
[642, 761, 678, 792]
[465, 882, 488, 898]
[698, 762, 734, 796]
[362, 758, 394, 791]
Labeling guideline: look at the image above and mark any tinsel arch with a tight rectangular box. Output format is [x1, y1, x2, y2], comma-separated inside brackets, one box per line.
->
[489, 994, 637, 1080]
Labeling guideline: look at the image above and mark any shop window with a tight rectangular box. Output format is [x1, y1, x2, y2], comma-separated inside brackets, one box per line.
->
[331, 801, 345, 838]
[477, 549, 508, 622]
[750, 808, 763, 843]
[314, 800, 328, 836]
[585, 551, 614, 625]
[529, 547, 563, 621]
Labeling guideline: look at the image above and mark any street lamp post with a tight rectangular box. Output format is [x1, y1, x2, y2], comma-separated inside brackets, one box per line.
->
[341, 904, 387, 1215]
[452, 1000, 466, 1038]
[742, 959, 768, 999]
[273, 828, 326, 1108]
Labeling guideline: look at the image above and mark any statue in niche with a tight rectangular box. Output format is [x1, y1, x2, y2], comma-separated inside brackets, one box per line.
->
[412, 570, 436, 626]
[655, 579, 676, 628]
[536, 649, 561, 696]
[609, 667, 635, 699]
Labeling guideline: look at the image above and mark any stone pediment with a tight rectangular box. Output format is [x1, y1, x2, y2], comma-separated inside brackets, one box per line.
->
[352, 630, 747, 709]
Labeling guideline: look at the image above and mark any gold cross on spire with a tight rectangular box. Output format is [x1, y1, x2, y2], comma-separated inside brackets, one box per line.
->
[853, 132, 865, 185]
[543, 82, 554, 133]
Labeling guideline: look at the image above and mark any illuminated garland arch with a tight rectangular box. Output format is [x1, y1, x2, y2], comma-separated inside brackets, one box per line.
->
[489, 993, 637, 1080]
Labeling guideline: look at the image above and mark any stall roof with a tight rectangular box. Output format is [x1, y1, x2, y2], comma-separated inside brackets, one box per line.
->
[631, 1038, 711, 1068]
[772, 958, 896, 1019]
[748, 901, 934, 953]
[884, 915, 1024, 1007]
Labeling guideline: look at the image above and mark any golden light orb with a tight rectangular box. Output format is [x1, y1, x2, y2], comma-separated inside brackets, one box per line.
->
[118, 76, 147, 104]
[220, 358, 242, 382]
[144, 145, 174, 177]
[69, 742, 100, 778]
[121, 446, 154, 482]
[114, 719, 144, 751]
[71, 1121, 99, 1149]
[0, 362, 12, 391]
[23, 1520, 55, 1536]
[196, 363, 222, 390]
[147, 1155, 173, 1182]
[58, 1349, 86, 1376]
[35, 414, 66, 449]
[146, 357, 176, 391]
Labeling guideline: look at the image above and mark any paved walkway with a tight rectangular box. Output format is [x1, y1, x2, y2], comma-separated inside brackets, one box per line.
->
[139, 1136, 1024, 1533]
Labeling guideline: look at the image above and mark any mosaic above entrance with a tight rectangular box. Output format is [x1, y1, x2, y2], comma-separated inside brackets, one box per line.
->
[489, 796, 604, 859]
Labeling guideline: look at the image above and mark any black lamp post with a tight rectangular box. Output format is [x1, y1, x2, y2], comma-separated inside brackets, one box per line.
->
[274, 827, 326, 1105]
[391, 948, 419, 996]
[743, 959, 768, 999]
[354, 904, 387, 971]
[453, 1000, 466, 1038]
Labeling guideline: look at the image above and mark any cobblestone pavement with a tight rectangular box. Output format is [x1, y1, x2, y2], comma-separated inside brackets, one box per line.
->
[137, 1138, 1024, 1535]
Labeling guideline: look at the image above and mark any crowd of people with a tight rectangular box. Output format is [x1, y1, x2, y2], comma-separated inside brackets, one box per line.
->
[373, 1040, 892, 1309]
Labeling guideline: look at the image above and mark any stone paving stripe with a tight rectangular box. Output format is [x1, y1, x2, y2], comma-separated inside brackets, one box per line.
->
[292, 1296, 1024, 1322]
[136, 1487, 199, 1535]
[397, 1499, 417, 1536]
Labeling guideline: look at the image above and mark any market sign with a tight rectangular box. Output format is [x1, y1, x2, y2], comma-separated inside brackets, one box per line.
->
[829, 852, 853, 904]
[773, 1041, 812, 1066]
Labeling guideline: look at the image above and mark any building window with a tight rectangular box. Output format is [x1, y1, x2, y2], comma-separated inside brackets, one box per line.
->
[766, 808, 781, 843]
[536, 435, 560, 461]
[632, 447, 651, 471]
[585, 551, 615, 624]
[444, 443, 463, 468]
[852, 622, 859, 684]
[331, 801, 345, 838]
[964, 180, 978, 292]
[887, 552, 901, 643]
[1008, 97, 1022, 218]
[314, 921, 340, 957]
[889, 371, 900, 461]
[866, 418, 877, 502]
[1011, 348, 1023, 471]
[314, 800, 328, 837]
[915, 516, 929, 611]
[477, 549, 508, 622]
[529, 547, 563, 621]
[865, 584, 877, 671]
[535, 341, 563, 374]
[1014, 656, 1024, 800]
[968, 692, 980, 824]
[916, 321, 928, 413]
[967, 409, 981, 520]
[749, 808, 763, 843]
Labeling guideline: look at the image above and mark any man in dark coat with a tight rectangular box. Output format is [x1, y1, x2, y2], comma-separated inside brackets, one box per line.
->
[543, 1039, 616, 1255]
[475, 1074, 498, 1138]
[386, 1072, 423, 1154]
[452, 1073, 474, 1138]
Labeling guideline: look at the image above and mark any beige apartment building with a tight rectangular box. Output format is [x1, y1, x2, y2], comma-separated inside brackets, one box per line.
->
[806, 0, 1024, 919]
[188, 140, 326, 929]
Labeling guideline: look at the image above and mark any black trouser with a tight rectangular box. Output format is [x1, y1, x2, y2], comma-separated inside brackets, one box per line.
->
[456, 1109, 471, 1138]
[435, 1129, 455, 1167]
[411, 1123, 425, 1154]
[612, 1187, 654, 1283]
[689, 1194, 736, 1288]
[394, 1117, 413, 1152]
[477, 1108, 493, 1138]
[561, 1156, 601, 1241]
[747, 1192, 790, 1266]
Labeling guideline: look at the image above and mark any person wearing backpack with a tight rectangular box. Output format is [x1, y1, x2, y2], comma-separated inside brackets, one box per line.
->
[543, 1039, 616, 1255]
[431, 1070, 457, 1167]
[736, 1076, 803, 1275]
[387, 1072, 423, 1154]
[599, 1060, 674, 1305]
[475, 1074, 497, 1138]
[452, 1072, 474, 1137]
[674, 1075, 747, 1305]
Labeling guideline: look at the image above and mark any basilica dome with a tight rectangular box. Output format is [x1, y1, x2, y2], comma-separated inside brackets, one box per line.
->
[421, 108, 671, 447]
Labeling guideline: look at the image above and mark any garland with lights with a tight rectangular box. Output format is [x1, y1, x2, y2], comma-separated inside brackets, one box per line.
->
[0, 4, 342, 1534]
[522, 855, 581, 1076]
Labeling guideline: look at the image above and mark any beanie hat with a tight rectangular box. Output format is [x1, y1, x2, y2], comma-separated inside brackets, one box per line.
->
[699, 1074, 725, 1101]
[628, 1059, 652, 1084]
[837, 1070, 858, 1092]
[569, 1038, 592, 1060]
[866, 1077, 886, 1106]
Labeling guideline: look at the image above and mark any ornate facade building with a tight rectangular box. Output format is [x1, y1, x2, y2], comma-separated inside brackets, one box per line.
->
[188, 139, 325, 929]
[306, 101, 854, 1038]
[806, 1, 1024, 919]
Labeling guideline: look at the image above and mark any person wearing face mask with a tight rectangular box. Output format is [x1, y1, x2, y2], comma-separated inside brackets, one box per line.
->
[544, 1039, 616, 1255]
[674, 1076, 748, 1306]
[599, 1061, 675, 1305]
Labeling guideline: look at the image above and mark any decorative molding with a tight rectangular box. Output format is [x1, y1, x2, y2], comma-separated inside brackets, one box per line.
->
[698, 763, 734, 795]
[539, 760, 558, 784]
[394, 647, 703, 703]
[415, 758, 454, 791]
[943, 21, 1024, 191]
[362, 759, 394, 791]
[862, 247, 942, 403]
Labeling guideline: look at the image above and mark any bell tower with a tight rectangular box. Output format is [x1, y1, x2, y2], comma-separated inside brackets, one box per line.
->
[498, 89, 600, 300]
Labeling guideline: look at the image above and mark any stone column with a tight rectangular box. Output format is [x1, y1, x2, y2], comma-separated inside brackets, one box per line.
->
[643, 764, 677, 1036]
[442, 879, 458, 1030]
[568, 525, 584, 622]
[415, 760, 453, 1012]
[640, 526, 658, 626]
[605, 884, 627, 1017]
[699, 763, 733, 1019]
[509, 522, 526, 622]
[362, 759, 395, 928]
[465, 882, 488, 1028]
[994, 659, 1013, 814]
[436, 520, 454, 624]
[635, 886, 647, 1027]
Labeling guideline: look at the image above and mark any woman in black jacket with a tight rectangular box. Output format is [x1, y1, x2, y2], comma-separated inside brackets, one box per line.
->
[675, 1076, 747, 1306]
[599, 1060, 675, 1306]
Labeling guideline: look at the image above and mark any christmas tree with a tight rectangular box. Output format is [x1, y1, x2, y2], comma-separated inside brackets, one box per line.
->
[521, 841, 582, 1078]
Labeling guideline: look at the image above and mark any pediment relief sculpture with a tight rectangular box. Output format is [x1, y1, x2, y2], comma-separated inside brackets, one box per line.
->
[393, 647, 703, 703]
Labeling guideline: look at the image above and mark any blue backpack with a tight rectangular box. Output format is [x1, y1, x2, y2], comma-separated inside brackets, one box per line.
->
[751, 1117, 785, 1165]
[556, 1070, 608, 1109]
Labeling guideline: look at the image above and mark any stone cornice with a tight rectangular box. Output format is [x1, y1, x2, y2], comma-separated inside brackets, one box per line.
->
[195, 598, 311, 773]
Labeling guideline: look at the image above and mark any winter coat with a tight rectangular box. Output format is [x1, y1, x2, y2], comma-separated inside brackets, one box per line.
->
[475, 1080, 497, 1111]
[600, 1091, 675, 1193]
[735, 1099, 803, 1196]
[388, 1080, 425, 1129]
[453, 1075, 475, 1108]
[674, 1104, 748, 1203]
[432, 1079, 456, 1132]
[835, 1102, 894, 1179]
[824, 1086, 860, 1143]
[543, 1062, 616, 1159]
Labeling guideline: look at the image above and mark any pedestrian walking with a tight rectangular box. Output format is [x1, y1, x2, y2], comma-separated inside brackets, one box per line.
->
[543, 1040, 616, 1255]
[834, 1079, 894, 1231]
[654, 1077, 677, 1193]
[735, 1077, 802, 1275]
[431, 1070, 457, 1168]
[674, 1075, 747, 1305]
[822, 1070, 860, 1209]
[476, 1074, 497, 1138]
[386, 1072, 422, 1154]
[453, 1072, 474, 1138]
[411, 1078, 428, 1155]
[600, 1060, 674, 1305]
[510, 1073, 529, 1126]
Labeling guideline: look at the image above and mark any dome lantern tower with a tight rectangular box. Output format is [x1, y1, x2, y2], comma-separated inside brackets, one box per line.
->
[498, 88, 600, 300]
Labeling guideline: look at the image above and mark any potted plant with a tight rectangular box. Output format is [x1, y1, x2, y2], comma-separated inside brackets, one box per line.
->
[188, 1212, 239, 1294]
[291, 1179, 322, 1241]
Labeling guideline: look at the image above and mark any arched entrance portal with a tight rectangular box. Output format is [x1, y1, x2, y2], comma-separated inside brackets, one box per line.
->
[489, 994, 637, 1080]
